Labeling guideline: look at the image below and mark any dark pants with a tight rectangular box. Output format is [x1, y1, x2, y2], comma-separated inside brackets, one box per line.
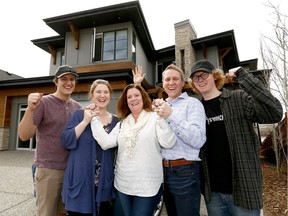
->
[67, 201, 114, 216]
[116, 185, 162, 216]
[163, 162, 201, 216]
[206, 192, 261, 216]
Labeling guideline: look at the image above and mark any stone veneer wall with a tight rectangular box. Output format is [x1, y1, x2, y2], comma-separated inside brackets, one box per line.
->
[0, 127, 9, 150]
[174, 19, 197, 80]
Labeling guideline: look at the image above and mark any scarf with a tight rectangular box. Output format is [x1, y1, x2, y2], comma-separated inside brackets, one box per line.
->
[120, 110, 150, 157]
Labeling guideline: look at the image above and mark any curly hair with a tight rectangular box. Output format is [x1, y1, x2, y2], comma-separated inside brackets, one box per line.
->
[189, 68, 225, 94]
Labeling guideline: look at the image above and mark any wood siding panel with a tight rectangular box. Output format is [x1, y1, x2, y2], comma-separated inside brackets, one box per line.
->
[0, 81, 128, 97]
[0, 96, 16, 127]
[4, 96, 12, 126]
[0, 80, 128, 128]
[76, 61, 135, 73]
[0, 96, 6, 126]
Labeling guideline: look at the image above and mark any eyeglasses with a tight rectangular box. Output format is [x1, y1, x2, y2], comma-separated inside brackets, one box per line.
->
[191, 72, 209, 82]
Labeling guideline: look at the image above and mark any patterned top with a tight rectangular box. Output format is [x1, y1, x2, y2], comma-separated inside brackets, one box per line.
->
[61, 110, 119, 214]
[33, 94, 81, 169]
[161, 92, 206, 161]
[91, 111, 176, 196]
[200, 67, 283, 210]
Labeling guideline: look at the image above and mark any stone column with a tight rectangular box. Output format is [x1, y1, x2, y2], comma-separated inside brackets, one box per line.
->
[174, 19, 197, 80]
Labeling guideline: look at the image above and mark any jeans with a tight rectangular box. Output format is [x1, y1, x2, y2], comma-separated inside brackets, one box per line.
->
[67, 201, 114, 216]
[206, 192, 261, 216]
[163, 162, 201, 216]
[114, 193, 125, 216]
[67, 211, 92, 216]
[116, 186, 162, 216]
[32, 163, 37, 197]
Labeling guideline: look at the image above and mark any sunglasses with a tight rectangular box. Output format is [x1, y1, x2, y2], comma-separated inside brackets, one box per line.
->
[191, 72, 209, 82]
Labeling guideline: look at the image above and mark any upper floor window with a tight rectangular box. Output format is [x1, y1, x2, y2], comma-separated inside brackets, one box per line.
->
[93, 33, 103, 62]
[92, 29, 128, 62]
[103, 29, 128, 61]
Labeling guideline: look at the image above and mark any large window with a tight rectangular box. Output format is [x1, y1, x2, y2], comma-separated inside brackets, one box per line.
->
[103, 32, 115, 61]
[17, 104, 36, 150]
[92, 29, 128, 62]
[114, 30, 128, 60]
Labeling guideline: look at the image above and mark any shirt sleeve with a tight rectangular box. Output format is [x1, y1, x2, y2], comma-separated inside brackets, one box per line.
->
[235, 67, 283, 123]
[166, 98, 206, 149]
[60, 110, 81, 150]
[156, 117, 176, 148]
[91, 117, 119, 150]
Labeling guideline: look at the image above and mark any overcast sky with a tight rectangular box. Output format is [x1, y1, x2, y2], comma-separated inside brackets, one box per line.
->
[0, 0, 286, 78]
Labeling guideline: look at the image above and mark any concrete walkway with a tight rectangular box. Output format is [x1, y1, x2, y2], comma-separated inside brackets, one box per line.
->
[0, 150, 35, 216]
[0, 150, 208, 216]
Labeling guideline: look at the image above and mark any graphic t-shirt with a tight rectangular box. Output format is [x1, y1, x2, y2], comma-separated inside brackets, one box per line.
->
[203, 95, 232, 194]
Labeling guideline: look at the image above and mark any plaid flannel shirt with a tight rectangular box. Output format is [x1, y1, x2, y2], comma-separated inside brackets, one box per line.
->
[200, 67, 283, 210]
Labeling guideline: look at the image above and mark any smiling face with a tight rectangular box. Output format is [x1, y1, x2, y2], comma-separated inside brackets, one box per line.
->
[191, 71, 217, 96]
[162, 69, 185, 101]
[126, 87, 143, 115]
[91, 83, 111, 109]
[55, 74, 76, 99]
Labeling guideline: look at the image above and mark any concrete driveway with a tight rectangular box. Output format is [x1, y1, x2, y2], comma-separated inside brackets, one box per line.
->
[0, 150, 207, 216]
[0, 150, 35, 216]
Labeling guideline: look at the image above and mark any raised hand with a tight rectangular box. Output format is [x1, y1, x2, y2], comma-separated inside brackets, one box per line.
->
[27, 93, 43, 111]
[226, 66, 241, 81]
[132, 65, 145, 84]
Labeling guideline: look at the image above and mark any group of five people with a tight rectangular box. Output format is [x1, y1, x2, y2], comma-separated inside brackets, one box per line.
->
[18, 60, 283, 216]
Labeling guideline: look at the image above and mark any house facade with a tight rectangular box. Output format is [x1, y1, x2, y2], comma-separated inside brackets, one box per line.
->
[0, 1, 260, 151]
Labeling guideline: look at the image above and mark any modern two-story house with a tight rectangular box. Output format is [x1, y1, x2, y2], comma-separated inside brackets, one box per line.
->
[0, 1, 261, 151]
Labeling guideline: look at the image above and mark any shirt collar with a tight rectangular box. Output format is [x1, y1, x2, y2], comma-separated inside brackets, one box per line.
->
[165, 92, 188, 103]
